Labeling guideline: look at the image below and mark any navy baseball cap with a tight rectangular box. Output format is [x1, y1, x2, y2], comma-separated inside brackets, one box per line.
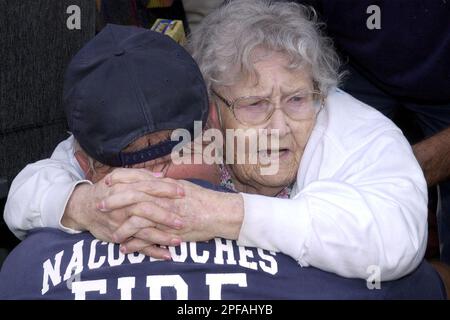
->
[63, 24, 209, 167]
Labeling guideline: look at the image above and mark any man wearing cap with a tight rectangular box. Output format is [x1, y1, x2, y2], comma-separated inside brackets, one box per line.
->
[0, 24, 445, 299]
[3, 23, 220, 259]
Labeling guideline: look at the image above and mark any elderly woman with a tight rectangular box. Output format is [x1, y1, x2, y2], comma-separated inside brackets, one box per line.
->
[5, 0, 427, 281]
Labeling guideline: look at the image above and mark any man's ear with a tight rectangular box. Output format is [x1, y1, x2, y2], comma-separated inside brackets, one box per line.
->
[207, 102, 221, 129]
[74, 150, 91, 178]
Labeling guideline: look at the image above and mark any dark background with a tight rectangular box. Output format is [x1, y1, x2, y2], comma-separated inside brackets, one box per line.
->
[0, 0, 96, 262]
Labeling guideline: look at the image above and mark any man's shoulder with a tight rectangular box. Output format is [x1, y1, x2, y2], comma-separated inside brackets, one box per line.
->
[0, 229, 298, 299]
[0, 228, 445, 299]
[1, 228, 93, 269]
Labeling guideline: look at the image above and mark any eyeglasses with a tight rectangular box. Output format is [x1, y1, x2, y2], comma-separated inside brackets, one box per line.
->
[211, 89, 324, 126]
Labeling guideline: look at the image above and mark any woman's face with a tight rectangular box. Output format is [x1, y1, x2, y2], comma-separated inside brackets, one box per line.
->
[217, 52, 317, 194]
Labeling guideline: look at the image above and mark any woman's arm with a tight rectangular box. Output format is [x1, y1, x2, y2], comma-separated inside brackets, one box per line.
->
[4, 136, 89, 239]
[242, 130, 427, 280]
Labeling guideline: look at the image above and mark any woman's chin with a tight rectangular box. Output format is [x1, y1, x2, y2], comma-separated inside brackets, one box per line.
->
[258, 170, 297, 188]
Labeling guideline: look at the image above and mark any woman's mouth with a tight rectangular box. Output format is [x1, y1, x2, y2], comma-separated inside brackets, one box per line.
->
[259, 148, 291, 159]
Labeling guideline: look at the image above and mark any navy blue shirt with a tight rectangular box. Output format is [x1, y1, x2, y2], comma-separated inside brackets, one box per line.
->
[298, 0, 450, 103]
[0, 179, 445, 299]
[0, 227, 445, 299]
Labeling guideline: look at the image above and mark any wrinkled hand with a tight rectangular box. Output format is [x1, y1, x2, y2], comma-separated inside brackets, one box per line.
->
[101, 171, 245, 254]
[62, 168, 186, 259]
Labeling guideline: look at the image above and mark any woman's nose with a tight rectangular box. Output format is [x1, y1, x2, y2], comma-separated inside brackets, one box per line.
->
[266, 108, 290, 137]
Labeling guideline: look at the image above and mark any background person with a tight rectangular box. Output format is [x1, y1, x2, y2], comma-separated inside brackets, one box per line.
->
[291, 0, 450, 265]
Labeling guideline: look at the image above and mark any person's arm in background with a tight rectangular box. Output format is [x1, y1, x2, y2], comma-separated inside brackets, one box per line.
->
[4, 135, 91, 239]
[413, 126, 450, 187]
[291, 0, 450, 188]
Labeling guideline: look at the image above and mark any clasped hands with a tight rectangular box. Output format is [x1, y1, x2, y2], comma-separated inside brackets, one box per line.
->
[62, 168, 243, 260]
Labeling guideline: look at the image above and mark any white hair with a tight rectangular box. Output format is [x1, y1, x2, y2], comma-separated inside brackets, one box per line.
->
[73, 139, 101, 174]
[187, 0, 342, 96]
